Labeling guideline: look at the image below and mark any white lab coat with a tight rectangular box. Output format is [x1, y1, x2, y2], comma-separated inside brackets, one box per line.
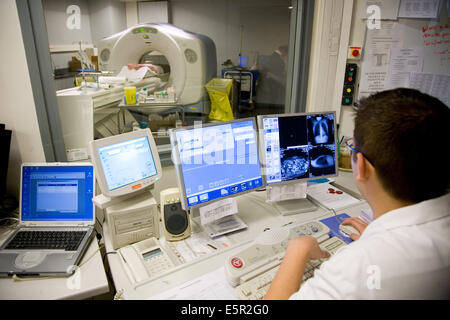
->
[290, 193, 450, 300]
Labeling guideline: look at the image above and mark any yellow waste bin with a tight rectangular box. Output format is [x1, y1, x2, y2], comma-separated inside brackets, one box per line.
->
[205, 78, 234, 121]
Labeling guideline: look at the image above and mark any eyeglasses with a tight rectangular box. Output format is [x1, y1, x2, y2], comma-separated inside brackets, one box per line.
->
[345, 138, 375, 167]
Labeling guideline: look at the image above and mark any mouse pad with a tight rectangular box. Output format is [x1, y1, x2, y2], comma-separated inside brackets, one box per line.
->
[320, 213, 353, 244]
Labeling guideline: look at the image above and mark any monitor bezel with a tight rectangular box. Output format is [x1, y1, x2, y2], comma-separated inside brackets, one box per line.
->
[257, 111, 339, 187]
[169, 117, 265, 211]
[89, 128, 163, 198]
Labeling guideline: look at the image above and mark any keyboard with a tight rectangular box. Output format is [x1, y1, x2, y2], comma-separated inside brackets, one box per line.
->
[5, 230, 87, 251]
[234, 236, 346, 300]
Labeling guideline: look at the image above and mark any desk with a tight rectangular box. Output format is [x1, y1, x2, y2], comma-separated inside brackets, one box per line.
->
[0, 229, 110, 300]
[104, 167, 371, 300]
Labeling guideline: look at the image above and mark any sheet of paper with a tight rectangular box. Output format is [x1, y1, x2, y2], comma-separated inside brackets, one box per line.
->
[167, 232, 232, 263]
[266, 182, 307, 203]
[307, 183, 360, 210]
[430, 74, 450, 106]
[386, 48, 424, 89]
[148, 267, 238, 300]
[360, 0, 401, 20]
[408, 72, 450, 107]
[199, 198, 238, 225]
[398, 0, 441, 18]
[409, 72, 435, 92]
[116, 66, 157, 83]
[359, 22, 405, 99]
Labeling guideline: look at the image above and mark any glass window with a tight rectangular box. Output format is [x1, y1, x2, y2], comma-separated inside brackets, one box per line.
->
[39, 0, 309, 163]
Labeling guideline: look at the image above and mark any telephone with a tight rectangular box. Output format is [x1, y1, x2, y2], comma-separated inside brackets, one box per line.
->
[118, 237, 182, 283]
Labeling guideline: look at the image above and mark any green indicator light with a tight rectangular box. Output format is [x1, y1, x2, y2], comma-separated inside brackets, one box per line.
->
[140, 27, 145, 33]
[349, 72, 353, 76]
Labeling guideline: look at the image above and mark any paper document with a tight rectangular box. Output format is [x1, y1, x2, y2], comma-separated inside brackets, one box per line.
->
[266, 182, 307, 203]
[148, 267, 238, 300]
[409, 72, 450, 107]
[398, 0, 441, 18]
[359, 22, 405, 99]
[199, 198, 238, 225]
[167, 232, 231, 263]
[307, 183, 360, 210]
[386, 48, 424, 89]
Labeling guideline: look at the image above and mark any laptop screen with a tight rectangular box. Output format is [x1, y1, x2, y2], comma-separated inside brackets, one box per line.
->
[21, 165, 94, 222]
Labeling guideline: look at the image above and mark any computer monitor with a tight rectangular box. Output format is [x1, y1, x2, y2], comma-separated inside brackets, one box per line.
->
[170, 118, 264, 211]
[90, 129, 162, 198]
[257, 112, 338, 214]
[258, 112, 338, 184]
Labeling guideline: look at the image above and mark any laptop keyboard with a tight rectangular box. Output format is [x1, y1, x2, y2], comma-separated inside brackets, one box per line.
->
[5, 230, 87, 251]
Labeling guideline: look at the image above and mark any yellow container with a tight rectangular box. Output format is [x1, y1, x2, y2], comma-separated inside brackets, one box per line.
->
[124, 86, 137, 105]
[205, 78, 234, 121]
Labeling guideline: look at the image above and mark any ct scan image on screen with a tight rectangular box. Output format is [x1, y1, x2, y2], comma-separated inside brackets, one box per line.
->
[262, 113, 337, 184]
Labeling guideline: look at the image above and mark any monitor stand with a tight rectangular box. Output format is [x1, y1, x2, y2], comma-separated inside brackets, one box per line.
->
[267, 181, 318, 216]
[93, 187, 154, 209]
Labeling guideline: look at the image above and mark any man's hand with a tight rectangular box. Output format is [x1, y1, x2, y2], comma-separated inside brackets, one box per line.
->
[289, 236, 331, 260]
[341, 217, 368, 240]
[264, 236, 330, 300]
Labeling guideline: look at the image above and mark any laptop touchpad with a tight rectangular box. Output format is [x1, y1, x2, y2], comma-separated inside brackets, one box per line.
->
[15, 252, 47, 269]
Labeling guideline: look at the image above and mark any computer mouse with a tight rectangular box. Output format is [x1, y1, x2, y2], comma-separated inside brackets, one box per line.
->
[339, 224, 360, 237]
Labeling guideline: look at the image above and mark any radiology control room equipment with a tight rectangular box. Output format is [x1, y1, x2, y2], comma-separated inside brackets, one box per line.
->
[169, 118, 264, 235]
[98, 23, 217, 113]
[257, 112, 338, 215]
[90, 129, 163, 250]
[225, 220, 346, 300]
[117, 237, 183, 284]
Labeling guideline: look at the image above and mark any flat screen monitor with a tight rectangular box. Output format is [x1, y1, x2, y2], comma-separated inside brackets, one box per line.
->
[170, 118, 264, 210]
[258, 112, 338, 185]
[90, 129, 162, 198]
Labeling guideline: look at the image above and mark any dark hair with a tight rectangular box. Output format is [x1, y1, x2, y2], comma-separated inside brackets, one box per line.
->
[354, 88, 450, 203]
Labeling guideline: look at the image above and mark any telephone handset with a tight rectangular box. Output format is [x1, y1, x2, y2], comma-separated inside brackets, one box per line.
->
[118, 237, 181, 283]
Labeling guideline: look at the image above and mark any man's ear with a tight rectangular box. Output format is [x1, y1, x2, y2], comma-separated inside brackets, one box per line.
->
[355, 153, 370, 182]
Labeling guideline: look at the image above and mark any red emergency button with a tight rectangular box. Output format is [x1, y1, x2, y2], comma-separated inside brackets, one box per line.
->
[351, 49, 360, 57]
[231, 258, 243, 268]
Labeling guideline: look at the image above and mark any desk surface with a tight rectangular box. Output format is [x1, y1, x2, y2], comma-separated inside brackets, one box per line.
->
[104, 167, 371, 300]
[0, 228, 110, 300]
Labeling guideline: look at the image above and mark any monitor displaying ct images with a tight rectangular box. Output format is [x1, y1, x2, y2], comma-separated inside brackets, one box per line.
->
[258, 112, 338, 185]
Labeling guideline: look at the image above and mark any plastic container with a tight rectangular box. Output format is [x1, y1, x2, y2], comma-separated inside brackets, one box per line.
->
[138, 87, 148, 104]
[124, 86, 137, 105]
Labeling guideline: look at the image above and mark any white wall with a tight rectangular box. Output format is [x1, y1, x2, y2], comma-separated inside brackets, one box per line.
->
[338, 0, 366, 138]
[170, 0, 290, 74]
[306, 0, 365, 139]
[0, 0, 46, 198]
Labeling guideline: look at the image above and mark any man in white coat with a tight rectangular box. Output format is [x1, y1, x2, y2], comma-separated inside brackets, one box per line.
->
[265, 88, 450, 299]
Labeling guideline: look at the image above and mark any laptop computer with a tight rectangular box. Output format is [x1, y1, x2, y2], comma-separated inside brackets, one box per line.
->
[0, 163, 96, 277]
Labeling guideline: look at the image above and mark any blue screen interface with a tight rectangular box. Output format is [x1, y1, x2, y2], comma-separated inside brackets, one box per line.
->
[175, 120, 263, 208]
[97, 136, 157, 191]
[21, 165, 94, 221]
[262, 113, 337, 184]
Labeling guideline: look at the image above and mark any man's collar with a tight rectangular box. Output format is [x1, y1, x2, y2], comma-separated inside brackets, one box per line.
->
[361, 192, 450, 239]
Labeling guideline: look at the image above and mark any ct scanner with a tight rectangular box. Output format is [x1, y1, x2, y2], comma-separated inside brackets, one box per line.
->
[56, 24, 217, 159]
[98, 23, 217, 110]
